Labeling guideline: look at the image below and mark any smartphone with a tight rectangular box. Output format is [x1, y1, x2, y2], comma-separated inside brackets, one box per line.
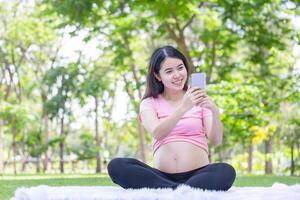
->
[190, 72, 206, 89]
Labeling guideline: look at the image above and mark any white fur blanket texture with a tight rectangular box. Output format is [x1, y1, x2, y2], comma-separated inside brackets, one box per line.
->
[11, 183, 300, 200]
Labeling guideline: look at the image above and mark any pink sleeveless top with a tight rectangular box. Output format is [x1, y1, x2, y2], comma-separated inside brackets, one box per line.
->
[139, 94, 212, 155]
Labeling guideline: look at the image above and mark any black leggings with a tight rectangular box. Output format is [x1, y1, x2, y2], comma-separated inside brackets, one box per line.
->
[107, 158, 236, 190]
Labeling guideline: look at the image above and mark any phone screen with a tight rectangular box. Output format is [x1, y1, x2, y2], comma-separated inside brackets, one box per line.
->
[191, 73, 206, 89]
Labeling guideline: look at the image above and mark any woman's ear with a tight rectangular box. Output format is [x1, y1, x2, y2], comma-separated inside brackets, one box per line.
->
[154, 73, 162, 82]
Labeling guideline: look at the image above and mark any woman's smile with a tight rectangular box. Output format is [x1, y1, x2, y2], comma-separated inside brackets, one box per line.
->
[172, 79, 183, 86]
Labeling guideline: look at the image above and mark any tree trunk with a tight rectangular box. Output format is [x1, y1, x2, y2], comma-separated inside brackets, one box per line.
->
[219, 149, 225, 162]
[21, 139, 27, 172]
[122, 74, 146, 163]
[177, 35, 195, 72]
[43, 114, 50, 172]
[59, 115, 65, 173]
[291, 143, 294, 176]
[137, 121, 146, 162]
[165, 23, 195, 73]
[248, 141, 253, 173]
[265, 138, 272, 174]
[95, 96, 101, 173]
[0, 120, 3, 174]
[104, 130, 108, 150]
[36, 155, 40, 173]
[127, 48, 146, 162]
[208, 147, 213, 163]
[12, 124, 17, 175]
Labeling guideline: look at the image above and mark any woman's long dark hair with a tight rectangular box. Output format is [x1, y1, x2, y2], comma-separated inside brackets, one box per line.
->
[142, 45, 190, 100]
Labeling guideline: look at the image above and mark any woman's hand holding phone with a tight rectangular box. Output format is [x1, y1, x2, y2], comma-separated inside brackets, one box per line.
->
[179, 86, 205, 112]
[180, 86, 218, 112]
[185, 72, 218, 111]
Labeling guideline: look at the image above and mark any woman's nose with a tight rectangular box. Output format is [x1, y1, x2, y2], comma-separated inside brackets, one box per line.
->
[173, 70, 181, 78]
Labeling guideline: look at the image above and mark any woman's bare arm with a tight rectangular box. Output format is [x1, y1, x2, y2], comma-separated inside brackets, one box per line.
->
[140, 107, 186, 140]
[204, 109, 223, 146]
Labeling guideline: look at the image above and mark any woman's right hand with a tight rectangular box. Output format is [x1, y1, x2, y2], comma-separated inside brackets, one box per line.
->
[180, 86, 205, 112]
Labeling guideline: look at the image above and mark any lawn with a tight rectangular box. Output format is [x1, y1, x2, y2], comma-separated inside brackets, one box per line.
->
[0, 174, 299, 200]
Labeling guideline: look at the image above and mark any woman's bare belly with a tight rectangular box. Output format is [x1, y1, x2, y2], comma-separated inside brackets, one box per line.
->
[153, 141, 209, 173]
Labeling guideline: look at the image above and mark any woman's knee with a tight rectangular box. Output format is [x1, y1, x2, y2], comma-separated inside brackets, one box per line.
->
[107, 158, 127, 178]
[107, 158, 137, 177]
[223, 163, 236, 181]
[216, 163, 236, 190]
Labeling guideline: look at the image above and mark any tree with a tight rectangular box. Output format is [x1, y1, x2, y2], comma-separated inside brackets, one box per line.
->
[0, 0, 58, 173]
[0, 102, 28, 174]
[77, 61, 117, 173]
[15, 0, 297, 175]
[43, 62, 82, 173]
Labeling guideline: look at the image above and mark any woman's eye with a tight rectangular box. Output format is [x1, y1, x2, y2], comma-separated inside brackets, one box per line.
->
[178, 66, 184, 70]
[166, 71, 172, 74]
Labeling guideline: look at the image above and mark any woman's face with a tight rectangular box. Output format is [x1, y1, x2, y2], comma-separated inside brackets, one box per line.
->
[155, 57, 187, 92]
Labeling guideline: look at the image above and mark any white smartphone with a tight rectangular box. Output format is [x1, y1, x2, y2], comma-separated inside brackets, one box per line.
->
[191, 73, 206, 89]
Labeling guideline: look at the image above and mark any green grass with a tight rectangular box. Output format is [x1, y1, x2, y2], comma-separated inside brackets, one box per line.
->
[234, 175, 299, 187]
[0, 174, 299, 200]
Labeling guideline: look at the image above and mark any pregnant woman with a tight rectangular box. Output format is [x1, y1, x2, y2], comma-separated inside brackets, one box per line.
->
[107, 45, 236, 190]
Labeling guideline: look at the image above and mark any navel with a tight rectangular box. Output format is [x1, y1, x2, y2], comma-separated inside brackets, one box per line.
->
[173, 154, 179, 172]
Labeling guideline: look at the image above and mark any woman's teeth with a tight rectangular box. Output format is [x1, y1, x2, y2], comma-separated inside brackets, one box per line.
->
[173, 80, 182, 85]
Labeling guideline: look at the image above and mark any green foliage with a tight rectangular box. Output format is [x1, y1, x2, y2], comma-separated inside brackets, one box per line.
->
[0, 0, 299, 175]
[0, 103, 29, 133]
[26, 128, 47, 158]
[208, 80, 263, 145]
[71, 132, 97, 160]
[43, 63, 82, 119]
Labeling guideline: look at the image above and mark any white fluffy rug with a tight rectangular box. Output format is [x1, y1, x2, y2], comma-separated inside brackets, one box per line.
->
[12, 183, 300, 200]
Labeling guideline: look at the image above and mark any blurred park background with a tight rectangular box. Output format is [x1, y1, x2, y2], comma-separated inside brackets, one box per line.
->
[0, 0, 300, 179]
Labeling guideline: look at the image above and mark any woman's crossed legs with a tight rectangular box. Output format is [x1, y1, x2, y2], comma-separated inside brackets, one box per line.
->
[107, 158, 236, 190]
